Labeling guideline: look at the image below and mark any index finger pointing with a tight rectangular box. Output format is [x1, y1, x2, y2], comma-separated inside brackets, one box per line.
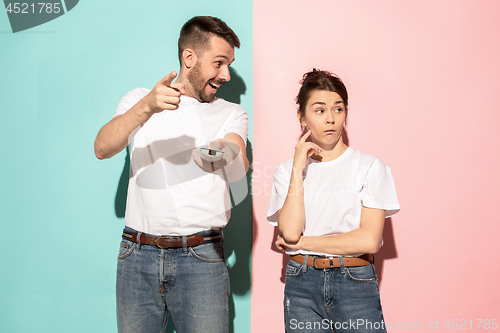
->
[299, 130, 311, 143]
[160, 71, 177, 86]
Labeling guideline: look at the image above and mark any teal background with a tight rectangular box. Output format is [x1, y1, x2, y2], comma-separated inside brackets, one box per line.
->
[0, 1, 253, 332]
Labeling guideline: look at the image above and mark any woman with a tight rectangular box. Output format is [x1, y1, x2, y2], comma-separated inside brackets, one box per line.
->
[267, 69, 400, 332]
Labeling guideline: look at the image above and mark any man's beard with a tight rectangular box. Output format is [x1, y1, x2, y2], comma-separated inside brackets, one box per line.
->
[187, 61, 225, 103]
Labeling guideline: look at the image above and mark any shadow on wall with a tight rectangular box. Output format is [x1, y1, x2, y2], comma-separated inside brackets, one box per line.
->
[374, 217, 397, 289]
[269, 126, 398, 287]
[217, 67, 247, 105]
[115, 148, 129, 218]
[114, 67, 252, 333]
[224, 141, 253, 333]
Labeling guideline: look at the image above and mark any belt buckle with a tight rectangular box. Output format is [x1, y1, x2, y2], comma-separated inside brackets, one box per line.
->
[328, 257, 334, 268]
[155, 236, 173, 249]
[313, 257, 320, 269]
[312, 257, 328, 269]
[312, 256, 334, 269]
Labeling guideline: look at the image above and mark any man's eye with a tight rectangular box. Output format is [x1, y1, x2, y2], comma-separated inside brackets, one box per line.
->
[215, 62, 222, 67]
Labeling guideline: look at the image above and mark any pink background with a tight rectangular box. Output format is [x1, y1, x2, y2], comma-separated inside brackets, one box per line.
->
[252, 1, 500, 331]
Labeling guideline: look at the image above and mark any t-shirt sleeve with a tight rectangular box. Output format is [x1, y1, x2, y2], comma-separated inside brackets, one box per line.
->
[223, 105, 249, 146]
[267, 164, 290, 226]
[112, 88, 150, 145]
[360, 161, 400, 218]
[114, 88, 150, 118]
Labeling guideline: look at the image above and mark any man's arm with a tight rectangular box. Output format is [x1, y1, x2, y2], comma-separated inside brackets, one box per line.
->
[192, 133, 249, 182]
[223, 132, 249, 175]
[94, 71, 185, 160]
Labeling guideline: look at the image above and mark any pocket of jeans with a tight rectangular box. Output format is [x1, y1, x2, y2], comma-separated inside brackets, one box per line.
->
[285, 259, 303, 277]
[189, 241, 225, 263]
[118, 240, 135, 260]
[345, 264, 377, 282]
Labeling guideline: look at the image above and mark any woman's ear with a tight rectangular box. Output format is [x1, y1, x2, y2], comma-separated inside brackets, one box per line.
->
[297, 111, 306, 128]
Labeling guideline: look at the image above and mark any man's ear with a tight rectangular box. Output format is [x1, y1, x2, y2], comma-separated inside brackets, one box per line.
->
[182, 48, 197, 69]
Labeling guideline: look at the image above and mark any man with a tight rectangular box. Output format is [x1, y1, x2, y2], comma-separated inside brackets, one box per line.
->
[94, 16, 248, 333]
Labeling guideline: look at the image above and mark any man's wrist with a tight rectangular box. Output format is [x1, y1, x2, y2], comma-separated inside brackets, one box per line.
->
[133, 99, 155, 122]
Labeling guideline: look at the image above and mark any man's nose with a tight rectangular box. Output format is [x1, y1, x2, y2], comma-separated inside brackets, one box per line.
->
[220, 66, 231, 82]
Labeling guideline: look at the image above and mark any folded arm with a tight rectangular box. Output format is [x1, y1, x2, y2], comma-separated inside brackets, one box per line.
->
[276, 206, 386, 255]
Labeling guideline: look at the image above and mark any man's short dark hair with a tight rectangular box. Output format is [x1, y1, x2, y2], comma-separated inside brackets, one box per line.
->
[178, 16, 240, 64]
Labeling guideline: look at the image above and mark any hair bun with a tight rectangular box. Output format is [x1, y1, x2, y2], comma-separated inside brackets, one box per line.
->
[296, 68, 348, 113]
[301, 68, 322, 84]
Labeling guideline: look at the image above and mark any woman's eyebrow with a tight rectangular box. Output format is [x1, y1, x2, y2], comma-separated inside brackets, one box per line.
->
[310, 100, 344, 106]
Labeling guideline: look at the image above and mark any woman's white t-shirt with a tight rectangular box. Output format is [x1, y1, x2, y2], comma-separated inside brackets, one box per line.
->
[267, 147, 400, 256]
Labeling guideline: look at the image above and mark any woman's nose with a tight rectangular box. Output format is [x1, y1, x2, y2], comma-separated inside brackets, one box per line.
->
[326, 111, 335, 123]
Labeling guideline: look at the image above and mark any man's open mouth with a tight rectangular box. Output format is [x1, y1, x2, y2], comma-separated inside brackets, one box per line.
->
[209, 80, 225, 90]
[209, 82, 220, 89]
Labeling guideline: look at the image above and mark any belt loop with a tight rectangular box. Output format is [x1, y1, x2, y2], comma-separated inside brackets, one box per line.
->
[182, 236, 188, 253]
[302, 254, 309, 272]
[136, 232, 142, 250]
[339, 256, 346, 273]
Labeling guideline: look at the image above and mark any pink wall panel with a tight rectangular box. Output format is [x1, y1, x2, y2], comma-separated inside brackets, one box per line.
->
[252, 1, 500, 331]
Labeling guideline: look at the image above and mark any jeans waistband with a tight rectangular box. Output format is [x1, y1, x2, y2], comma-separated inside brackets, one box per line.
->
[123, 226, 223, 239]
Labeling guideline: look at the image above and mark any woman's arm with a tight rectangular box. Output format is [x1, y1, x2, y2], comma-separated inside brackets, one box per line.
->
[277, 131, 322, 244]
[276, 206, 386, 255]
[277, 169, 306, 243]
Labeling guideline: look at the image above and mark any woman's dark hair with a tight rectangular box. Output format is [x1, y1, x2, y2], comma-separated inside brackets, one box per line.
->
[178, 16, 240, 64]
[296, 69, 348, 119]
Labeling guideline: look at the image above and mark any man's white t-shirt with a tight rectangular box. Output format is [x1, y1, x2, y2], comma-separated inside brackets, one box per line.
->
[115, 88, 248, 236]
[267, 147, 400, 256]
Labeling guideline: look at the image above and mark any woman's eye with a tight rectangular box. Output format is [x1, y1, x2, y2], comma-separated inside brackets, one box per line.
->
[335, 108, 343, 113]
[315, 109, 324, 113]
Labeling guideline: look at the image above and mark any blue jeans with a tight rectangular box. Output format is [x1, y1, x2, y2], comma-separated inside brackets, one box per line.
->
[284, 257, 386, 333]
[116, 227, 230, 333]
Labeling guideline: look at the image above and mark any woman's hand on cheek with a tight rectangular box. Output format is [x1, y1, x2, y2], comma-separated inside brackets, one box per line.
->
[293, 130, 322, 170]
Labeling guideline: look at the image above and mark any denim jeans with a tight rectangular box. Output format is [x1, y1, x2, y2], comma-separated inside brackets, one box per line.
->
[116, 227, 230, 333]
[284, 256, 386, 333]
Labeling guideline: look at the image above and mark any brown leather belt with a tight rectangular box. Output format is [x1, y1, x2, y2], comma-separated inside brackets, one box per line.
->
[290, 253, 371, 269]
[122, 232, 222, 249]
